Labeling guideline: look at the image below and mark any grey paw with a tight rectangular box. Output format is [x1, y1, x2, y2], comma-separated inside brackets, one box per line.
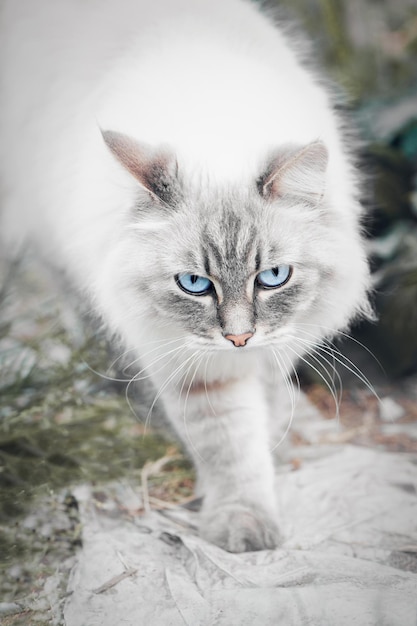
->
[200, 503, 280, 553]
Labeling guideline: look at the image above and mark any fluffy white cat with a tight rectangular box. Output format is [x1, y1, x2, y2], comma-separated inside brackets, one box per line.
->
[0, 0, 371, 551]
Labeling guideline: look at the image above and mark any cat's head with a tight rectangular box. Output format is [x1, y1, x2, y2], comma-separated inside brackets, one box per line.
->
[100, 130, 371, 356]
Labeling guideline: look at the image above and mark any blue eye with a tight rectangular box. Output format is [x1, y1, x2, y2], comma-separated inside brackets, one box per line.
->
[176, 273, 213, 295]
[256, 265, 292, 289]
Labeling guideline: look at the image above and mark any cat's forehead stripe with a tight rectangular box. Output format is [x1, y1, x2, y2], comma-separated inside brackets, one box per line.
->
[201, 216, 258, 274]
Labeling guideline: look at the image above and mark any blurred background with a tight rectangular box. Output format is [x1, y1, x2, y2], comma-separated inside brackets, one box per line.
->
[0, 0, 416, 620]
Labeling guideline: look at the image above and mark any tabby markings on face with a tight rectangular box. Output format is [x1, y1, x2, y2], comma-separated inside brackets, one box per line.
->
[175, 263, 293, 347]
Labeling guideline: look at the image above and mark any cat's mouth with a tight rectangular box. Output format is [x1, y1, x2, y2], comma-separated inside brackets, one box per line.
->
[186, 321, 295, 352]
[192, 332, 288, 351]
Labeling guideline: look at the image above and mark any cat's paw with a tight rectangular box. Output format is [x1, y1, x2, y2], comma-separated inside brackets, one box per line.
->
[200, 503, 280, 553]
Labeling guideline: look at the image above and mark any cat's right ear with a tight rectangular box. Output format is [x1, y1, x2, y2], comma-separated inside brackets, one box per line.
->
[257, 141, 328, 205]
[101, 129, 179, 206]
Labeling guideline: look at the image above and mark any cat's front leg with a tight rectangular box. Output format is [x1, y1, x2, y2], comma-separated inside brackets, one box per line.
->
[164, 374, 280, 553]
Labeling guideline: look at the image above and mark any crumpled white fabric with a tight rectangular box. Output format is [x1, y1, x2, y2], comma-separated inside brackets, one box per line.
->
[64, 444, 417, 626]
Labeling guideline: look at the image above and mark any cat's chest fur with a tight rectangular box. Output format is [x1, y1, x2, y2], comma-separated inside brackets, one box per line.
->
[0, 0, 370, 552]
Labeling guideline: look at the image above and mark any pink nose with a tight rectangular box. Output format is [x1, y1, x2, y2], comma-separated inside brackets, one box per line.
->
[224, 332, 254, 347]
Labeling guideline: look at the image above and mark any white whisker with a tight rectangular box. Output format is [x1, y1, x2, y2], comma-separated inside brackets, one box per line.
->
[82, 360, 131, 383]
[122, 339, 194, 427]
[140, 346, 200, 435]
[288, 337, 342, 421]
[129, 340, 193, 384]
[294, 328, 380, 402]
[181, 350, 207, 463]
[204, 352, 217, 417]
[296, 322, 386, 376]
[269, 347, 296, 451]
[121, 336, 187, 374]
[286, 344, 342, 419]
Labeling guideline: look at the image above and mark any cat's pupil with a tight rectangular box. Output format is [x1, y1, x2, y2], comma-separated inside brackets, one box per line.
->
[272, 267, 279, 277]
[191, 275, 198, 284]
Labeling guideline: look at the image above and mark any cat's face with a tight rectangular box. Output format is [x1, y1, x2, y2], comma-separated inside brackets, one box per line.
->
[134, 190, 365, 353]
[101, 131, 371, 355]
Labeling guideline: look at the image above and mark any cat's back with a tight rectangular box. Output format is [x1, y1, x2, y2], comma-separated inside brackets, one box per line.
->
[0, 0, 331, 168]
[0, 0, 341, 259]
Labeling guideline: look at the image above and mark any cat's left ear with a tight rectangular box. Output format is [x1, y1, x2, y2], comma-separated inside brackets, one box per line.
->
[102, 129, 179, 205]
[258, 141, 328, 204]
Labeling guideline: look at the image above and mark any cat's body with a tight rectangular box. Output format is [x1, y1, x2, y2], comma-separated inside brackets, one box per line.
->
[0, 0, 370, 551]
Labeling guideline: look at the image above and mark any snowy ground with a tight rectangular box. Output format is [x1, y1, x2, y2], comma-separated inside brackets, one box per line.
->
[63, 444, 417, 626]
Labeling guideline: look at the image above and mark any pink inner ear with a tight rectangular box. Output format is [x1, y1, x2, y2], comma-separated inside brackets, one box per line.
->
[101, 129, 176, 204]
[262, 141, 329, 203]
[102, 130, 148, 179]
